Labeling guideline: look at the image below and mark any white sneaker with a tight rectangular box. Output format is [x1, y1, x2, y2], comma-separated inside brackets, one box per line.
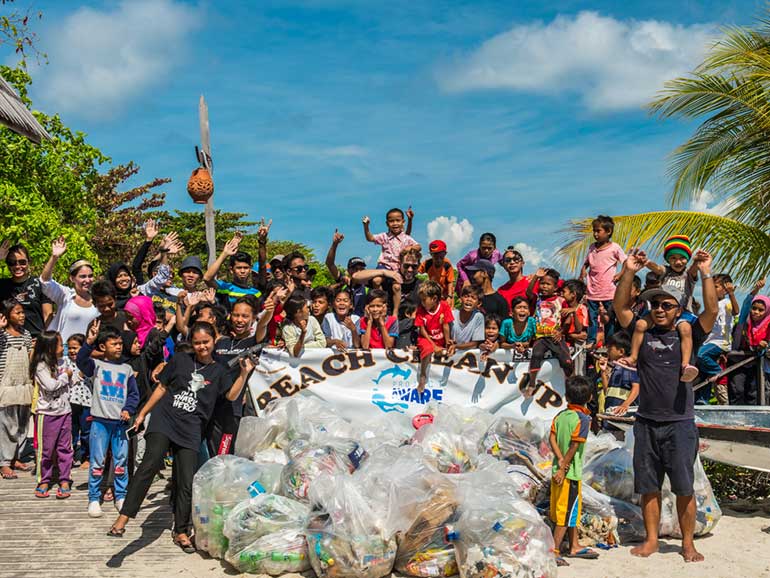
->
[115, 499, 124, 512]
[88, 501, 103, 518]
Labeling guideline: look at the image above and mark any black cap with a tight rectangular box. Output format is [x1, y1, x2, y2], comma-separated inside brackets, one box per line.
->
[179, 255, 204, 275]
[347, 257, 366, 270]
[465, 259, 496, 278]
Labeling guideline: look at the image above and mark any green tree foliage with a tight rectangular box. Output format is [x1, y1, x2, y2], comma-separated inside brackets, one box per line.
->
[0, 66, 166, 277]
[557, 14, 770, 283]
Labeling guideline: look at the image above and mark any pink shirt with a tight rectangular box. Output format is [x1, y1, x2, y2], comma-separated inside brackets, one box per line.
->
[372, 231, 417, 271]
[584, 242, 626, 301]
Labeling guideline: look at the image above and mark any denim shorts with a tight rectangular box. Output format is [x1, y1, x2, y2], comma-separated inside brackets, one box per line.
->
[633, 417, 698, 496]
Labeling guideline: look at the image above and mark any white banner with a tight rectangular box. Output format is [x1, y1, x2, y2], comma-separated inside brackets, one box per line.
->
[247, 348, 567, 427]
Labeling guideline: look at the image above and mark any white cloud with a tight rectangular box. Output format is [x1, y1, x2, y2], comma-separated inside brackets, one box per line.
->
[689, 189, 737, 214]
[37, 0, 199, 119]
[426, 216, 474, 256]
[512, 242, 551, 267]
[438, 11, 716, 111]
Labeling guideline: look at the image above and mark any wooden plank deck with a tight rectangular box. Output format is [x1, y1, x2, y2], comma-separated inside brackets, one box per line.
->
[0, 459, 236, 578]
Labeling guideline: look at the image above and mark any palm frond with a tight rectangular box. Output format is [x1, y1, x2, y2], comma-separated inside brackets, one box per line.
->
[555, 211, 770, 285]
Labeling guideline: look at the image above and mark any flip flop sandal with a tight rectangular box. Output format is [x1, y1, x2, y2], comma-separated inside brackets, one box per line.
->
[681, 364, 699, 382]
[35, 486, 50, 498]
[552, 549, 569, 567]
[565, 548, 599, 560]
[173, 537, 196, 554]
[2, 470, 18, 480]
[12, 462, 33, 472]
[106, 526, 126, 538]
[56, 487, 72, 499]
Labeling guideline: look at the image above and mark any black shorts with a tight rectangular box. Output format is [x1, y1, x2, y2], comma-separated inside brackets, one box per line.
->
[632, 417, 698, 496]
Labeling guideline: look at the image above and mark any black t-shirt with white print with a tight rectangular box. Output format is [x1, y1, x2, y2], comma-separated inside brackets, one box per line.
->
[148, 353, 233, 450]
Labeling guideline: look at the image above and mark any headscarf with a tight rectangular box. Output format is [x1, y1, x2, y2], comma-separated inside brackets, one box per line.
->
[124, 295, 156, 348]
[120, 330, 138, 364]
[107, 262, 133, 309]
[748, 295, 770, 348]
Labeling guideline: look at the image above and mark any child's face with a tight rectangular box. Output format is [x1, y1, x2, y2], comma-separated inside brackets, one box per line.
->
[607, 344, 624, 361]
[513, 301, 530, 321]
[386, 212, 405, 235]
[230, 260, 252, 285]
[562, 287, 576, 304]
[593, 225, 611, 244]
[294, 302, 310, 323]
[130, 338, 141, 356]
[197, 306, 216, 326]
[100, 337, 123, 361]
[231, 303, 255, 336]
[56, 336, 64, 359]
[367, 298, 387, 319]
[460, 292, 479, 312]
[181, 269, 201, 291]
[484, 321, 499, 340]
[67, 339, 81, 360]
[715, 281, 726, 300]
[667, 254, 688, 273]
[311, 296, 329, 318]
[430, 251, 446, 263]
[7, 304, 24, 327]
[333, 293, 352, 316]
[420, 294, 439, 310]
[94, 295, 117, 319]
[750, 301, 767, 323]
[539, 276, 557, 296]
[191, 330, 215, 360]
[478, 240, 495, 259]
[114, 270, 132, 291]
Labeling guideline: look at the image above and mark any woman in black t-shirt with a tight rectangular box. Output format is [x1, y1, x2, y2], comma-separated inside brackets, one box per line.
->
[106, 321, 254, 551]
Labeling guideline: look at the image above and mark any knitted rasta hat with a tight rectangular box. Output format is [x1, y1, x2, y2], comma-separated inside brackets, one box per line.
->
[663, 235, 692, 261]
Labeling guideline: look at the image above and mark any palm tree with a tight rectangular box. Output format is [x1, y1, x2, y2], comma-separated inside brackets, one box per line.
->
[557, 16, 770, 284]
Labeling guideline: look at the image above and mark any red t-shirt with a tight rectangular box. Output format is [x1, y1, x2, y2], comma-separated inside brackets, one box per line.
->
[415, 301, 454, 343]
[498, 276, 533, 312]
[359, 316, 398, 349]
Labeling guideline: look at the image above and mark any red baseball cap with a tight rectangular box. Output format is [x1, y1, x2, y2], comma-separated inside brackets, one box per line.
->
[429, 239, 447, 253]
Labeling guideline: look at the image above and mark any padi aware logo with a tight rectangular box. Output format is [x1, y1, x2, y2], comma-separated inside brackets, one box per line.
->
[371, 364, 444, 414]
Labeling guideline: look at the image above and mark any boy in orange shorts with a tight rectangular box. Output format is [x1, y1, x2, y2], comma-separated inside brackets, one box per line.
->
[549, 375, 598, 566]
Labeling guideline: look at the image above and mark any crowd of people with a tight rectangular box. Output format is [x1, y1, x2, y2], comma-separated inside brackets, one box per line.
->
[0, 208, 767, 560]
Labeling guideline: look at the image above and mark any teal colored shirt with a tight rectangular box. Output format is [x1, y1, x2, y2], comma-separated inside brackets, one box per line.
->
[500, 317, 536, 343]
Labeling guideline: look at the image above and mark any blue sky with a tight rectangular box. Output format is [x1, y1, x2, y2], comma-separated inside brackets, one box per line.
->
[14, 0, 764, 274]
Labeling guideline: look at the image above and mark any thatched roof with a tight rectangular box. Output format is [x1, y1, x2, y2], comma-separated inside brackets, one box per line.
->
[0, 75, 50, 144]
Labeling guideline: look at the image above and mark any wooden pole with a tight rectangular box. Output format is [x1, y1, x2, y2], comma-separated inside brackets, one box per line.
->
[199, 95, 216, 267]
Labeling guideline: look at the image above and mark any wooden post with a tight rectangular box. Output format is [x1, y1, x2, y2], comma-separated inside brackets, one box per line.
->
[199, 95, 216, 267]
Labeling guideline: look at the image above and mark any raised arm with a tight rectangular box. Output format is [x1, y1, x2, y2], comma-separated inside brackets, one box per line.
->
[40, 236, 67, 283]
[362, 216, 375, 243]
[613, 249, 648, 330]
[132, 219, 159, 284]
[203, 234, 241, 287]
[643, 258, 666, 276]
[694, 250, 717, 334]
[405, 206, 414, 236]
[256, 219, 271, 290]
[225, 357, 256, 401]
[325, 229, 344, 283]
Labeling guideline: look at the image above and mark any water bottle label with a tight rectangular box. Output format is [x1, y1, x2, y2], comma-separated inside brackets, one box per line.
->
[248, 480, 266, 497]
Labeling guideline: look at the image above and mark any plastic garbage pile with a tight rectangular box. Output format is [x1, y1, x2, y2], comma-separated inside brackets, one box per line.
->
[193, 398, 562, 577]
[660, 455, 722, 538]
[193, 396, 722, 577]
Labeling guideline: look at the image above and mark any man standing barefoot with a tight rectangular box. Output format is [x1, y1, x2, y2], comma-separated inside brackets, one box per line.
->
[613, 248, 717, 563]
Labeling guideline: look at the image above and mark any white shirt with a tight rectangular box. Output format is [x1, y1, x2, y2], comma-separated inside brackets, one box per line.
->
[321, 313, 361, 348]
[705, 297, 733, 349]
[41, 278, 99, 341]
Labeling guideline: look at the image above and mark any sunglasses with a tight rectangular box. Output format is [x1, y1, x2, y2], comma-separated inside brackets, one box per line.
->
[402, 263, 419, 270]
[290, 264, 309, 273]
[650, 301, 679, 312]
[7, 259, 27, 267]
[503, 257, 523, 264]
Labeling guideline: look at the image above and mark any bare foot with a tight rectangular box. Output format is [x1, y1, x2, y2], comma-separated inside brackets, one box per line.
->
[80, 460, 90, 470]
[631, 541, 659, 557]
[681, 545, 704, 563]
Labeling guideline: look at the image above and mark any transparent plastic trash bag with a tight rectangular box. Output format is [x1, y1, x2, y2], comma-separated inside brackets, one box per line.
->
[223, 493, 310, 575]
[306, 474, 397, 578]
[192, 455, 282, 558]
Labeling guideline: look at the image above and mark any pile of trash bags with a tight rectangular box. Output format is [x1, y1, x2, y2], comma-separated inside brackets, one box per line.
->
[192, 397, 721, 577]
